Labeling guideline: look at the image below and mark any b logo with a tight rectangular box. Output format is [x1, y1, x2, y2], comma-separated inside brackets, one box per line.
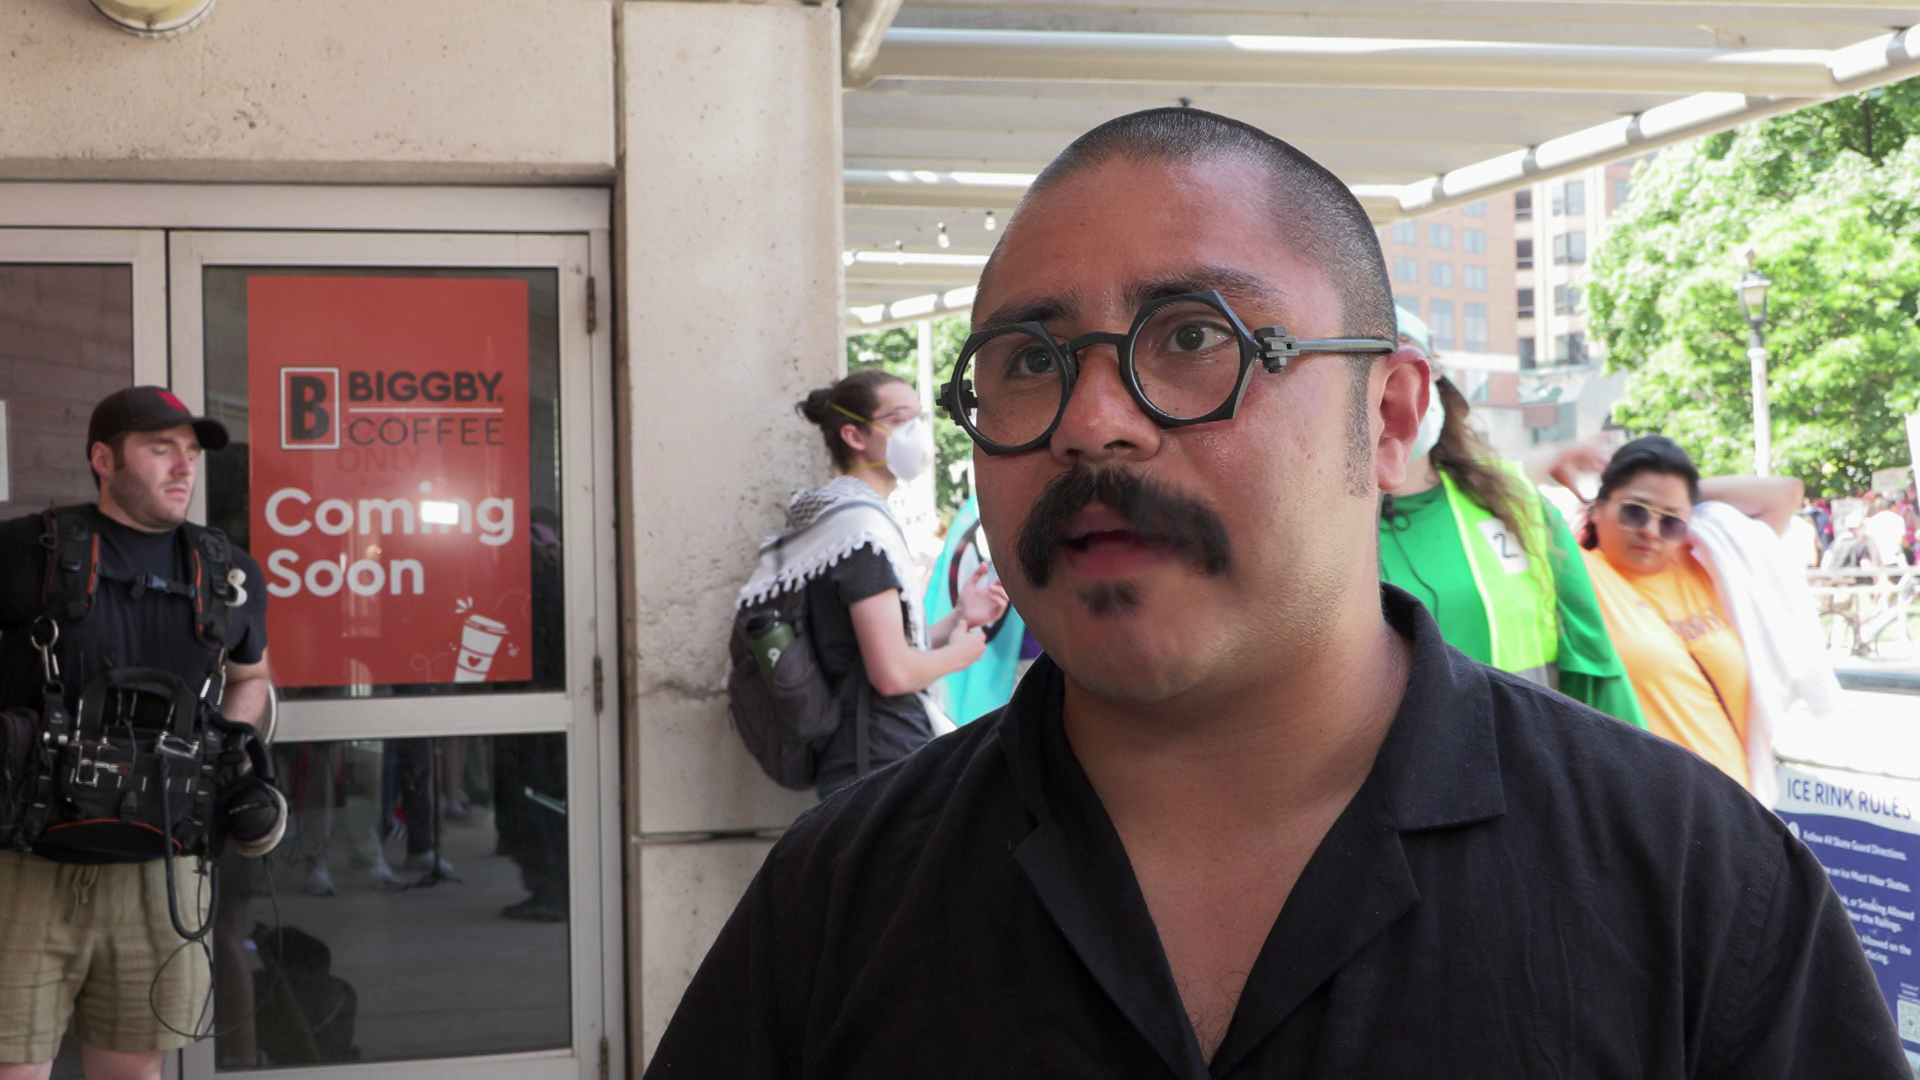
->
[281, 367, 340, 450]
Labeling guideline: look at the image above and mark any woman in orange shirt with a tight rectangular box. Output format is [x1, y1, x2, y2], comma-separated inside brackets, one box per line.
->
[1579, 437, 1802, 791]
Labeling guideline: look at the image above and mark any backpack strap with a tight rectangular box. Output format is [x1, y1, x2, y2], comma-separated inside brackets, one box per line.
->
[36, 508, 235, 669]
[39, 506, 99, 625]
[183, 522, 234, 653]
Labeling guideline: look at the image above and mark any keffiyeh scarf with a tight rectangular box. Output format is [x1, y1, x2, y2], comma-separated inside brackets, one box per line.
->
[738, 476, 926, 647]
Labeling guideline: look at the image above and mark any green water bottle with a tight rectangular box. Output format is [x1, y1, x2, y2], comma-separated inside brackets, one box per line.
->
[746, 611, 796, 688]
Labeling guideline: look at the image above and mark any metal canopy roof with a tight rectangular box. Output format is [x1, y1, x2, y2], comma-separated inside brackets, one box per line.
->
[842, 0, 1920, 328]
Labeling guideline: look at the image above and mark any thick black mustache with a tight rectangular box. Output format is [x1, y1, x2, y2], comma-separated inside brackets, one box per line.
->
[1015, 466, 1232, 588]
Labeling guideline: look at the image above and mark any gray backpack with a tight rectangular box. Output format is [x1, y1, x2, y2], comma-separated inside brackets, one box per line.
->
[727, 501, 892, 790]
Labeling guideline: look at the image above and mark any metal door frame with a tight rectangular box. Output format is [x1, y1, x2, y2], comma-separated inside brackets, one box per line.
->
[0, 227, 169, 386]
[0, 185, 620, 1080]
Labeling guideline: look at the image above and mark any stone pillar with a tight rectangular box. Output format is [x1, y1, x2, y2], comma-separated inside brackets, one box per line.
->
[617, 0, 843, 1063]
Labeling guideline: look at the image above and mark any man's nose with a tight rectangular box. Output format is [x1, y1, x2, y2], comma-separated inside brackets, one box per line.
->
[1048, 342, 1162, 465]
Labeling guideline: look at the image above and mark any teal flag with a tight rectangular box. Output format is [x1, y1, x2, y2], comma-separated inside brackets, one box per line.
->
[925, 494, 1025, 725]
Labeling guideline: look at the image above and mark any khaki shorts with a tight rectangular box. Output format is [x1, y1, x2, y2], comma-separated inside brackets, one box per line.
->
[0, 851, 211, 1062]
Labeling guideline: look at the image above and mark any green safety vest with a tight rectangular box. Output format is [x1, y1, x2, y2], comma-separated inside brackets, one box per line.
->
[1437, 464, 1560, 679]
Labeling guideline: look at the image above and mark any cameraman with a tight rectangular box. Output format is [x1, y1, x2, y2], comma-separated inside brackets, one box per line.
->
[0, 387, 271, 1080]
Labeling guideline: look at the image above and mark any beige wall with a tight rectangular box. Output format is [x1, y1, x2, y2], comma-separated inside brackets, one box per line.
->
[617, 0, 842, 1061]
[0, 0, 615, 183]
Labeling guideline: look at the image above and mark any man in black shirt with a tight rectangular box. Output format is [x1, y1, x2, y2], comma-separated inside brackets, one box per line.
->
[0, 387, 271, 1080]
[647, 109, 1907, 1077]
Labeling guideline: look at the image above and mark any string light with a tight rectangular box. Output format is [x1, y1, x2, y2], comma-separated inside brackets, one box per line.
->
[937, 222, 951, 249]
[983, 211, 998, 232]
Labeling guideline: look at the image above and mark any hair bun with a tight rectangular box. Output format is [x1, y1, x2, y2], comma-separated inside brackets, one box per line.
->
[798, 387, 834, 423]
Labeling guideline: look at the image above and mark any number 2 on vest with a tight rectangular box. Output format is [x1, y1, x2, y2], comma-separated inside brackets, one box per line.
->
[1476, 518, 1531, 574]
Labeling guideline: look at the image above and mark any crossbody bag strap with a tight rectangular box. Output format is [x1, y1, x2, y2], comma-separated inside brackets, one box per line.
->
[183, 522, 234, 657]
[20, 636, 71, 845]
[1686, 652, 1739, 733]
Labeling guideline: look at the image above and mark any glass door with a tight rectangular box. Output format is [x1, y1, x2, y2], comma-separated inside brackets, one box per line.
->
[0, 229, 167, 516]
[0, 228, 168, 1079]
[167, 232, 616, 1080]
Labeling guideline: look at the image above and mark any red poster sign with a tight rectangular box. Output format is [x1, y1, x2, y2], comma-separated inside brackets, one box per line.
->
[248, 276, 533, 689]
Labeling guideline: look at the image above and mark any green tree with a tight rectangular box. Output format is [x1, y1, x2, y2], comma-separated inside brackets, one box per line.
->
[846, 316, 975, 522]
[1586, 82, 1920, 494]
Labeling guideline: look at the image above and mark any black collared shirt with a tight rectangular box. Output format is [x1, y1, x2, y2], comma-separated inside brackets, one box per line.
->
[647, 587, 1906, 1078]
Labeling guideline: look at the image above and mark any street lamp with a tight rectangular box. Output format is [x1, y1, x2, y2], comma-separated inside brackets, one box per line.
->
[1736, 250, 1774, 476]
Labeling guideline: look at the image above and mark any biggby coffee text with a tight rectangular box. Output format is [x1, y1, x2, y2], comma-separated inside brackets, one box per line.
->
[348, 370, 503, 404]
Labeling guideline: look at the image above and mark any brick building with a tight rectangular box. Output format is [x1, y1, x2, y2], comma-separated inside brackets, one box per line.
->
[1388, 157, 1645, 456]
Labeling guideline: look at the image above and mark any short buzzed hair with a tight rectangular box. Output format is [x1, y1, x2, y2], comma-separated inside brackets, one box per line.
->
[987, 107, 1397, 344]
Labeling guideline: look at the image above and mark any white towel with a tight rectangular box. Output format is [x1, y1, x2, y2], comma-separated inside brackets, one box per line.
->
[1686, 501, 1844, 806]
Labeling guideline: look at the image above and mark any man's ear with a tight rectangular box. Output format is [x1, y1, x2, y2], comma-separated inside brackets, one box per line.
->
[88, 440, 115, 482]
[1374, 348, 1430, 494]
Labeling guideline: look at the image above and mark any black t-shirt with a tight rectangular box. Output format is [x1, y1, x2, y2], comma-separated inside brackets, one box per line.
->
[0, 506, 268, 718]
[646, 586, 1907, 1079]
[803, 545, 932, 788]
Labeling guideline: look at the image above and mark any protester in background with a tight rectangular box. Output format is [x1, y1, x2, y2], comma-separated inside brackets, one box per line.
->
[1819, 510, 1882, 655]
[1825, 510, 1874, 572]
[1806, 498, 1833, 554]
[1903, 486, 1919, 560]
[923, 493, 1028, 725]
[1377, 313, 1643, 726]
[494, 733, 567, 922]
[1581, 436, 1834, 800]
[1865, 495, 1909, 567]
[784, 370, 1009, 798]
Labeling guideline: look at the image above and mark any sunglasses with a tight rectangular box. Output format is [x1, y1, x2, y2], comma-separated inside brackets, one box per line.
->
[1616, 499, 1689, 542]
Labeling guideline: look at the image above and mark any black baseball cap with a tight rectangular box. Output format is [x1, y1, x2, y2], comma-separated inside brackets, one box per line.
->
[87, 386, 230, 455]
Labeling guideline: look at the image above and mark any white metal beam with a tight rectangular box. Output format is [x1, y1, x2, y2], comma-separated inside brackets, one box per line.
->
[1389, 26, 1920, 213]
[844, 169, 1402, 221]
[848, 264, 986, 288]
[847, 286, 977, 331]
[845, 27, 1920, 215]
[845, 169, 1036, 209]
[892, 0, 1920, 51]
[846, 126, 1519, 175]
[842, 18, 1920, 322]
[844, 0, 909, 85]
[869, 28, 1849, 95]
[846, 91, 1639, 145]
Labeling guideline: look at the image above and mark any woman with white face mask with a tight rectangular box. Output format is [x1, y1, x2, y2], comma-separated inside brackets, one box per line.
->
[1374, 312, 1644, 727]
[779, 370, 1009, 798]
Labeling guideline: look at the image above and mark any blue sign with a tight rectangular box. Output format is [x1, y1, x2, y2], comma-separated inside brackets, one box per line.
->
[1777, 762, 1920, 1067]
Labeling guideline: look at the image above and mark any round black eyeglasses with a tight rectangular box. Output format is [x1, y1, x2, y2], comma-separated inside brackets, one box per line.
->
[937, 290, 1396, 455]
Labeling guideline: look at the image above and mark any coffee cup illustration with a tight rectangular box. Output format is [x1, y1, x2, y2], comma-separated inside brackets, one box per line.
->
[454, 613, 510, 683]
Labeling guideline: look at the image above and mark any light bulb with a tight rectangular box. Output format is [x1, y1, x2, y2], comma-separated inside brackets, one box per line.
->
[937, 223, 951, 249]
[983, 211, 998, 232]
